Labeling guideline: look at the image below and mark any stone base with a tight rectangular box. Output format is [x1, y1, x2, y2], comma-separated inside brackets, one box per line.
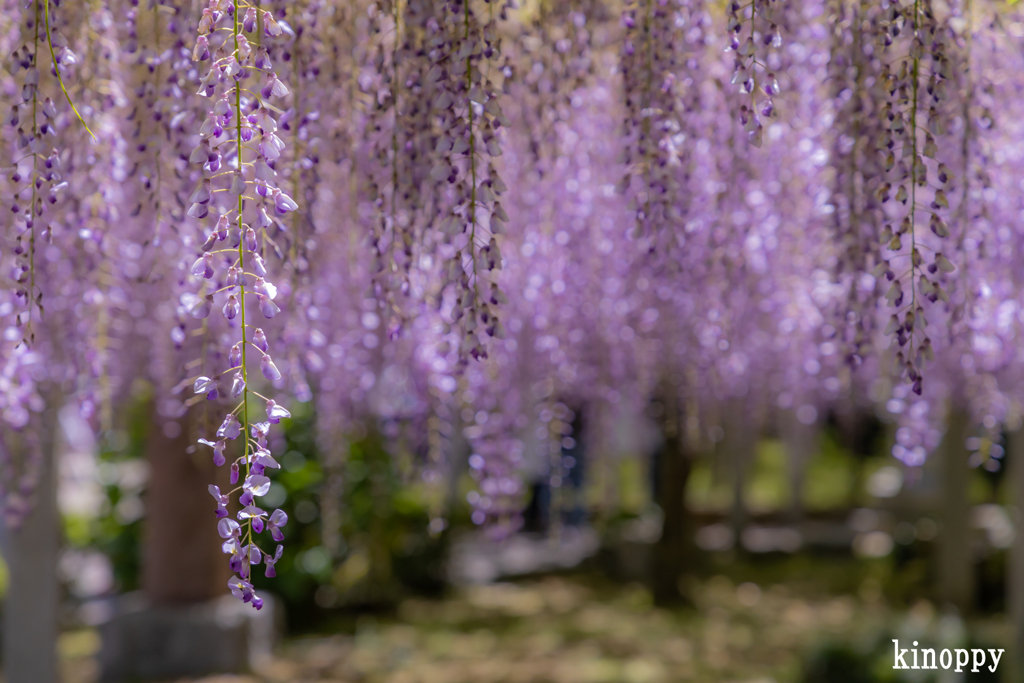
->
[97, 592, 280, 682]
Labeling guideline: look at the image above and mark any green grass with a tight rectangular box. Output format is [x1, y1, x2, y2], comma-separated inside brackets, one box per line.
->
[686, 435, 864, 514]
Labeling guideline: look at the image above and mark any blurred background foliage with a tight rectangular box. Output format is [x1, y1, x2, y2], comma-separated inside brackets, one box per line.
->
[8, 402, 1017, 682]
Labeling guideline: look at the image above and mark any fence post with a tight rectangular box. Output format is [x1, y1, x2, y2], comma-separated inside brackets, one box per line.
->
[1008, 428, 1024, 683]
[2, 428, 59, 683]
[938, 408, 973, 613]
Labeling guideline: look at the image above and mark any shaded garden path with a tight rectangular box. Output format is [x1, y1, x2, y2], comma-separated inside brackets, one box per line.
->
[53, 570, 1006, 683]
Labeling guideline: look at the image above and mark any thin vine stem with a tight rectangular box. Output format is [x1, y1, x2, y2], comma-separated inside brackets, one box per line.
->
[43, 0, 96, 139]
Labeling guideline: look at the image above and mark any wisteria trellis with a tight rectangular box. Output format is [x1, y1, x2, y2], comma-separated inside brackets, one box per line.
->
[2, 0, 1023, 606]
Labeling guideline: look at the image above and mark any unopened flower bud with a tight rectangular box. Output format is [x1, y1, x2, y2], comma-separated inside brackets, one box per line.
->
[193, 35, 211, 61]
[260, 355, 282, 381]
[244, 227, 258, 252]
[263, 11, 282, 36]
[256, 206, 272, 229]
[229, 342, 242, 368]
[231, 372, 246, 397]
[254, 277, 277, 300]
[273, 190, 298, 214]
[222, 294, 240, 320]
[237, 34, 252, 61]
[192, 253, 216, 279]
[253, 328, 268, 352]
[194, 375, 216, 395]
[258, 294, 280, 318]
[243, 7, 257, 32]
[252, 254, 267, 277]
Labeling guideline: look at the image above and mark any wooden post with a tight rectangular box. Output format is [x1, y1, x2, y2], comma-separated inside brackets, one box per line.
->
[938, 408, 973, 613]
[1008, 428, 1024, 682]
[1, 424, 59, 683]
[720, 399, 758, 545]
[781, 409, 817, 521]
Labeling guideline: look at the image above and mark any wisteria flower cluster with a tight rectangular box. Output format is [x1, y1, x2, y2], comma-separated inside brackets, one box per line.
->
[725, 0, 784, 147]
[872, 0, 960, 396]
[187, 0, 297, 609]
[6, 0, 1024, 606]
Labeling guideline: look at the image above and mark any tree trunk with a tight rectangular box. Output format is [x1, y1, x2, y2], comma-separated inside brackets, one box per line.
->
[1008, 428, 1024, 682]
[651, 408, 695, 606]
[142, 409, 227, 604]
[1, 412, 59, 683]
[937, 408, 973, 613]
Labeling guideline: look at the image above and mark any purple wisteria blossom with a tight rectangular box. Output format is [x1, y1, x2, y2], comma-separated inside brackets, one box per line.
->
[4, 0, 1024, 612]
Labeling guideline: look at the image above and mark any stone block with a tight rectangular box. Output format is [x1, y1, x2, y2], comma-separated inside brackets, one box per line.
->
[97, 592, 280, 682]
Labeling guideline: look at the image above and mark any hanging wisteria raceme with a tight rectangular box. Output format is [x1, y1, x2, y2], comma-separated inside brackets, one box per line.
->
[187, 0, 299, 609]
[619, 0, 693, 246]
[725, 0, 786, 147]
[6, 0, 74, 349]
[873, 0, 962, 396]
[518, 0, 601, 175]
[432, 0, 509, 362]
[7, 0, 1024, 603]
[1, 0, 87, 529]
[826, 0, 888, 369]
[888, 3, 1024, 469]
